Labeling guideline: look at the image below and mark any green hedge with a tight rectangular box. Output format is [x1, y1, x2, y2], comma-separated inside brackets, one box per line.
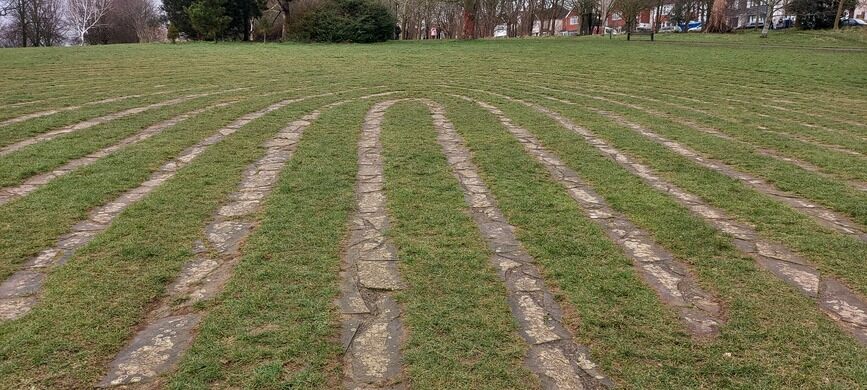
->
[294, 0, 396, 43]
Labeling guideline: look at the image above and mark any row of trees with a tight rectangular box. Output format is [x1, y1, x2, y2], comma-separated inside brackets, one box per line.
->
[1, 0, 162, 47]
[2, 0, 862, 46]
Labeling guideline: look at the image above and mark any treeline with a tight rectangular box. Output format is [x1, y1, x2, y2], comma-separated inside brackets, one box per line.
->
[165, 0, 395, 42]
[1, 0, 163, 47]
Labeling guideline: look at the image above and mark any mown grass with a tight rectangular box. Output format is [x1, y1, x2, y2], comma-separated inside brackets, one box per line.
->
[0, 89, 348, 282]
[167, 99, 371, 389]
[482, 88, 867, 296]
[0, 36, 865, 389]
[0, 92, 367, 387]
[435, 94, 867, 388]
[381, 101, 536, 389]
[0, 93, 236, 187]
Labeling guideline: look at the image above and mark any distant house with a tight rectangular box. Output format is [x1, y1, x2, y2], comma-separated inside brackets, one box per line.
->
[532, 6, 578, 36]
[606, 1, 676, 33]
[726, 0, 793, 29]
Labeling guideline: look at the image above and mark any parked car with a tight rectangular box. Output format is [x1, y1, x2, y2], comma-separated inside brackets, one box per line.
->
[840, 18, 867, 27]
[681, 21, 702, 32]
[658, 25, 680, 33]
[738, 21, 765, 30]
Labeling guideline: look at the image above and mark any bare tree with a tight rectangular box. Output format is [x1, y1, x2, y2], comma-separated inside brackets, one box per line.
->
[705, 0, 729, 31]
[759, 0, 784, 37]
[66, 0, 112, 45]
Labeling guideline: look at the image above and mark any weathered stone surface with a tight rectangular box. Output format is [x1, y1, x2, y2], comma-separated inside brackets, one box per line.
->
[340, 100, 406, 389]
[530, 347, 586, 390]
[501, 93, 867, 345]
[99, 98, 341, 387]
[463, 96, 723, 341]
[357, 261, 403, 291]
[427, 99, 610, 388]
[346, 296, 403, 385]
[99, 314, 201, 387]
[0, 95, 329, 324]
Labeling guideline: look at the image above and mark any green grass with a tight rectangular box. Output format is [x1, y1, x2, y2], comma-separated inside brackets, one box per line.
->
[381, 101, 535, 388]
[1, 36, 865, 388]
[167, 99, 370, 389]
[435, 94, 867, 387]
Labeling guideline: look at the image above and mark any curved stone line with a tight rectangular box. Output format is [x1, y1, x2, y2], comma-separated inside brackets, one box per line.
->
[486, 69, 864, 140]
[0, 100, 239, 207]
[504, 67, 865, 125]
[423, 98, 613, 389]
[583, 107, 867, 242]
[452, 95, 723, 341]
[97, 95, 370, 387]
[0, 90, 353, 323]
[338, 99, 406, 389]
[0, 89, 179, 128]
[516, 82, 867, 159]
[521, 85, 867, 194]
[0, 87, 249, 157]
[493, 93, 867, 346]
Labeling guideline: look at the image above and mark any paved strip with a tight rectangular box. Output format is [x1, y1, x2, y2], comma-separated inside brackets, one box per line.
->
[97, 99, 347, 387]
[0, 91, 342, 322]
[0, 87, 247, 157]
[0, 100, 238, 207]
[0, 90, 174, 128]
[456, 96, 723, 339]
[534, 89, 867, 193]
[589, 108, 867, 242]
[337, 100, 406, 389]
[510, 97, 867, 345]
[425, 99, 613, 389]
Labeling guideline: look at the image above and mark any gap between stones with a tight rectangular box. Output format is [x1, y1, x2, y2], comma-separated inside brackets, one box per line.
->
[0, 87, 250, 157]
[0, 100, 239, 207]
[423, 98, 613, 389]
[96, 95, 368, 387]
[337, 99, 406, 389]
[0, 89, 359, 323]
[483, 91, 867, 346]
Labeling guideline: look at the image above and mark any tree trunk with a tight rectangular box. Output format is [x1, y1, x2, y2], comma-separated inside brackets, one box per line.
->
[760, 1, 774, 37]
[834, 0, 845, 30]
[281, 4, 290, 41]
[462, 8, 476, 39]
[706, 0, 730, 32]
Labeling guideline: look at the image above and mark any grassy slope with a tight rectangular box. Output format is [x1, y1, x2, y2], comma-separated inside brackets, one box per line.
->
[0, 36, 864, 388]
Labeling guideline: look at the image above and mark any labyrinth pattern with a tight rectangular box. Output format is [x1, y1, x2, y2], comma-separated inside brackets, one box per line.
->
[0, 72, 865, 389]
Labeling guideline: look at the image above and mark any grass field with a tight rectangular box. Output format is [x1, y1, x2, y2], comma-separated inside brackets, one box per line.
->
[0, 33, 865, 389]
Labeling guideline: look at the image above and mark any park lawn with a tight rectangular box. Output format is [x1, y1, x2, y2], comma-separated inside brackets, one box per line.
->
[0, 35, 865, 388]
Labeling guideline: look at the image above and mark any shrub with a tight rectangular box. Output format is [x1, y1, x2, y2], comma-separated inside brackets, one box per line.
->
[294, 0, 396, 43]
[167, 24, 180, 43]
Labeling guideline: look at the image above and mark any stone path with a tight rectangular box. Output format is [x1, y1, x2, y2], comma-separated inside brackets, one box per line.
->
[338, 100, 406, 389]
[513, 98, 867, 345]
[590, 108, 867, 242]
[0, 100, 237, 207]
[97, 100, 340, 387]
[0, 87, 247, 157]
[0, 91, 341, 322]
[525, 85, 867, 193]
[425, 99, 612, 389]
[0, 90, 174, 128]
[457, 96, 723, 339]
